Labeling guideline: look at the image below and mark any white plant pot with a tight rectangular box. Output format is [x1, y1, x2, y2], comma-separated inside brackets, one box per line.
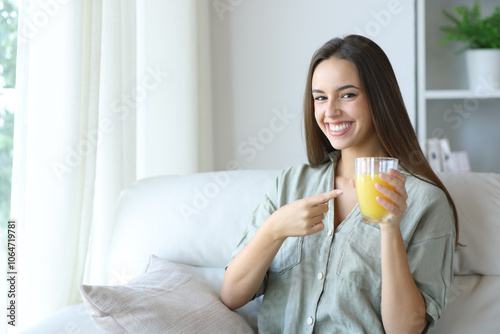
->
[465, 49, 500, 91]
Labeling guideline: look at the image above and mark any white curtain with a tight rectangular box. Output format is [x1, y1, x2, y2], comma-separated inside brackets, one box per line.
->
[11, 0, 212, 328]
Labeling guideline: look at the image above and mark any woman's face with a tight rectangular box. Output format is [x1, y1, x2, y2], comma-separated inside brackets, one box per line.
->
[312, 57, 380, 154]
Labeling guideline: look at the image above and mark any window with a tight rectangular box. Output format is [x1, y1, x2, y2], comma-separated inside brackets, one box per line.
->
[0, 0, 17, 233]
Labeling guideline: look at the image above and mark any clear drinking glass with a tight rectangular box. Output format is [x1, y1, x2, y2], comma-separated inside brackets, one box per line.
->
[355, 157, 399, 223]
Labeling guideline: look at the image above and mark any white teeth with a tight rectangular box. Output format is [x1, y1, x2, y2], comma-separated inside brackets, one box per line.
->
[329, 123, 351, 132]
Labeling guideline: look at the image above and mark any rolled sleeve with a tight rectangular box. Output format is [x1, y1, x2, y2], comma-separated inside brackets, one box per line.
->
[405, 186, 456, 329]
[407, 234, 455, 328]
[226, 183, 280, 298]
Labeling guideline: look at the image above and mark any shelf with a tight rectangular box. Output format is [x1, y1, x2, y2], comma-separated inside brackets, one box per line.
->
[418, 0, 500, 173]
[425, 89, 500, 100]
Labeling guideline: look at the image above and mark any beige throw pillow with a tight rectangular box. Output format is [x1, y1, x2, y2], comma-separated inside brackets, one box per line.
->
[80, 255, 254, 334]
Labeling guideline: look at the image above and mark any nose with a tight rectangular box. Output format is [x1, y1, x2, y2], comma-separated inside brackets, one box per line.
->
[324, 100, 341, 118]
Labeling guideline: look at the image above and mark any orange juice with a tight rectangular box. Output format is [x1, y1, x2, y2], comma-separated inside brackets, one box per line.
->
[355, 173, 395, 222]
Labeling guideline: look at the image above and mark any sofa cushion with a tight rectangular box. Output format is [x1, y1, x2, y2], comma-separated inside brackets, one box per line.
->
[438, 172, 500, 275]
[431, 275, 500, 333]
[19, 303, 101, 334]
[81, 255, 254, 334]
[107, 170, 279, 282]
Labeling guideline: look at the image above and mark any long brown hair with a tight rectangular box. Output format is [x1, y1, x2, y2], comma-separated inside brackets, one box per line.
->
[303, 35, 460, 247]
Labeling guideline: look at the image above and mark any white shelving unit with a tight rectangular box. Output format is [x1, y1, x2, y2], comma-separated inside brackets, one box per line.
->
[425, 90, 500, 100]
[417, 0, 500, 173]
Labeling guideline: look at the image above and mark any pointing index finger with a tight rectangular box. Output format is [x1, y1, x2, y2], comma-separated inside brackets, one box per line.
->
[311, 189, 343, 205]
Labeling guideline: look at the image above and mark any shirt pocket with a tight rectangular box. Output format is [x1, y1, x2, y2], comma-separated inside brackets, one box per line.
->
[336, 222, 382, 296]
[268, 236, 303, 275]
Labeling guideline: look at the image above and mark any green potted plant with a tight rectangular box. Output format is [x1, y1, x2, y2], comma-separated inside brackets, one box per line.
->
[440, 1, 500, 90]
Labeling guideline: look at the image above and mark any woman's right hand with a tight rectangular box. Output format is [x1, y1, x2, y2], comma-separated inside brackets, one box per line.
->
[222, 189, 343, 310]
[263, 189, 343, 241]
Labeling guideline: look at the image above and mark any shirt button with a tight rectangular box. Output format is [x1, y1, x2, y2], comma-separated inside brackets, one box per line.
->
[317, 272, 324, 280]
[327, 229, 333, 237]
[307, 316, 314, 325]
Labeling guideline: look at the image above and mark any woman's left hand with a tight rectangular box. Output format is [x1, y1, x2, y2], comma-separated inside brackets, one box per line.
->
[376, 168, 408, 228]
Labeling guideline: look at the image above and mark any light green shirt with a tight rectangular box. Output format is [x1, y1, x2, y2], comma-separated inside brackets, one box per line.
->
[231, 151, 455, 333]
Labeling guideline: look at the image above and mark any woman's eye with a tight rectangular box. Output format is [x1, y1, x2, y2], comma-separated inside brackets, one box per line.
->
[314, 96, 327, 102]
[341, 93, 356, 99]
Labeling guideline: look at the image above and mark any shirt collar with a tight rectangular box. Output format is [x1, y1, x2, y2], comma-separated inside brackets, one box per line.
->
[328, 150, 341, 162]
[319, 150, 340, 165]
[323, 150, 409, 176]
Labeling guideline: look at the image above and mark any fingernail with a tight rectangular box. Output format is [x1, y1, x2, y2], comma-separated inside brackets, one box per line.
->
[336, 190, 343, 195]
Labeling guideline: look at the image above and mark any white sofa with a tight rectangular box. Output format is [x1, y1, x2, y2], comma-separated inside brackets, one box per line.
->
[21, 169, 500, 333]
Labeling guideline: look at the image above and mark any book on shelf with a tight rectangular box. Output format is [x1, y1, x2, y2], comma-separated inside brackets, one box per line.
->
[426, 138, 470, 173]
[451, 151, 471, 173]
[426, 138, 441, 172]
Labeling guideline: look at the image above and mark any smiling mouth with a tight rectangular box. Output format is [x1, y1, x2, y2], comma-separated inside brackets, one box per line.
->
[327, 122, 353, 135]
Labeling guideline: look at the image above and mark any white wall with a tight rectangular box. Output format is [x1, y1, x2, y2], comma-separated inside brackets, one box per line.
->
[137, 0, 214, 178]
[209, 0, 416, 171]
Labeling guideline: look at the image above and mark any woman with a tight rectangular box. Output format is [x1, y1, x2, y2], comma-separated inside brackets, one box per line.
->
[221, 35, 458, 333]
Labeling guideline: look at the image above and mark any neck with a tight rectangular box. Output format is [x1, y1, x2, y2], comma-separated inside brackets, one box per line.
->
[336, 146, 388, 180]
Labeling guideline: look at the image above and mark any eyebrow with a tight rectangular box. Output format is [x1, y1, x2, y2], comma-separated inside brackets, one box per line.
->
[312, 84, 360, 93]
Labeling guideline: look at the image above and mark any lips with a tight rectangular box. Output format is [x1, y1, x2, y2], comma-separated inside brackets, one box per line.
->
[327, 122, 353, 136]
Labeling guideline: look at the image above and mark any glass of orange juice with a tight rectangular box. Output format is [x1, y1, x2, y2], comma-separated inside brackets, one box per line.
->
[355, 157, 398, 223]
